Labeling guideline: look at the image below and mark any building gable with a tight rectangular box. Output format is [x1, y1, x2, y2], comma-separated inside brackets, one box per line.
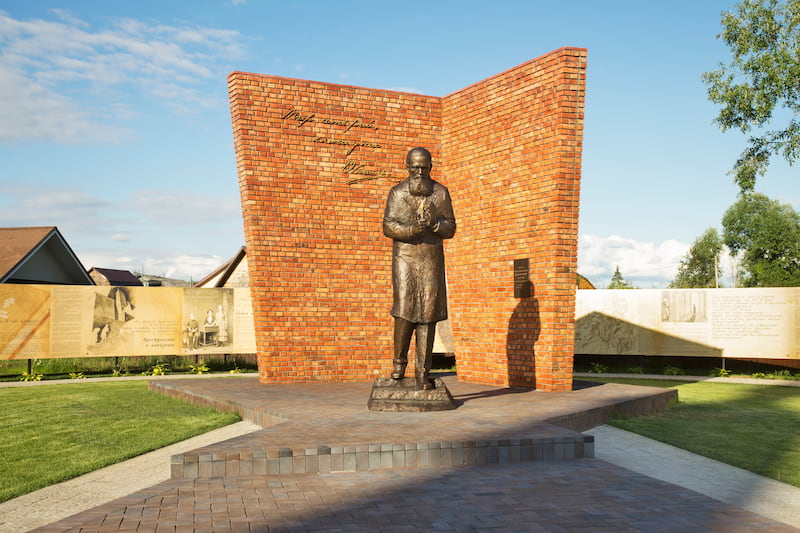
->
[0, 227, 93, 285]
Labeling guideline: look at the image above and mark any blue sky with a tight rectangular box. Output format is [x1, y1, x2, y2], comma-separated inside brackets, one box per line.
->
[0, 1, 796, 286]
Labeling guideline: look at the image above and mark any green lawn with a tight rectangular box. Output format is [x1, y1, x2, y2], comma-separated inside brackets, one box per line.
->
[0, 381, 240, 502]
[585, 377, 800, 487]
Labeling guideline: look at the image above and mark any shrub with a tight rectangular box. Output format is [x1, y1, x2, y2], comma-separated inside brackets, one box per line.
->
[710, 367, 731, 377]
[141, 362, 169, 376]
[189, 361, 209, 374]
[588, 362, 609, 374]
[662, 365, 685, 376]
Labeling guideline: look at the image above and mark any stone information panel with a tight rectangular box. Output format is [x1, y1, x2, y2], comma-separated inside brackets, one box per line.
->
[575, 287, 799, 359]
[0, 285, 256, 359]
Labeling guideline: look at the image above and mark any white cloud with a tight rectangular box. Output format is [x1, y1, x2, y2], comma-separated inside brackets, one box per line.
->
[49, 8, 90, 28]
[578, 234, 689, 288]
[0, 181, 242, 280]
[0, 65, 130, 143]
[131, 190, 240, 226]
[143, 253, 225, 281]
[0, 10, 245, 143]
[0, 182, 116, 231]
[81, 250, 225, 281]
[384, 86, 423, 94]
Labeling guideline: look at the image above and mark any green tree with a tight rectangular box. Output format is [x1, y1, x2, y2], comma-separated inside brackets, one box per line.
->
[670, 228, 724, 288]
[722, 192, 800, 286]
[607, 265, 635, 289]
[702, 0, 800, 191]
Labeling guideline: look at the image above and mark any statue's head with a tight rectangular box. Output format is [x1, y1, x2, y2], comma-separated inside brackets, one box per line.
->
[406, 147, 433, 196]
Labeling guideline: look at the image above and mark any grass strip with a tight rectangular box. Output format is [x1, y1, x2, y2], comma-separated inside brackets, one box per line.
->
[0, 381, 240, 502]
[583, 377, 800, 487]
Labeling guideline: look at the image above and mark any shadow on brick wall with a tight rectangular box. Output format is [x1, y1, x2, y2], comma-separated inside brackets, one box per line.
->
[506, 289, 540, 389]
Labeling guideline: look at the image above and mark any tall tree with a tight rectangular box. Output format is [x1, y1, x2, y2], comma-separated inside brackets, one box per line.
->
[722, 192, 800, 286]
[607, 265, 635, 289]
[702, 0, 800, 191]
[670, 228, 724, 288]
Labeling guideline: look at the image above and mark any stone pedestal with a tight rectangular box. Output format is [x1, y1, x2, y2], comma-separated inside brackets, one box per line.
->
[367, 377, 457, 412]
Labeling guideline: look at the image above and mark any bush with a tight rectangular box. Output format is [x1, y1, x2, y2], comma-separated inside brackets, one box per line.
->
[141, 362, 169, 376]
[0, 354, 259, 382]
[188, 361, 209, 374]
[588, 362, 609, 374]
[662, 365, 685, 376]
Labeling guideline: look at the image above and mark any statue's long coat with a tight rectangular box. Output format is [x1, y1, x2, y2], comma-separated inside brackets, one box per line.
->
[383, 178, 456, 324]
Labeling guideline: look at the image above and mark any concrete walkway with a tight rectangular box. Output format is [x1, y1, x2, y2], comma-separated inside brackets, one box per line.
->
[582, 372, 800, 527]
[574, 371, 800, 386]
[588, 425, 800, 529]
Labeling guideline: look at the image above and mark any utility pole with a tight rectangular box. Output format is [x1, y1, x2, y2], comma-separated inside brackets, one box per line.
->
[714, 255, 719, 288]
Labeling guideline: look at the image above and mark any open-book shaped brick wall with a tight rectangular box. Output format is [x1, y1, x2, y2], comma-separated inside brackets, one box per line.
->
[229, 47, 586, 391]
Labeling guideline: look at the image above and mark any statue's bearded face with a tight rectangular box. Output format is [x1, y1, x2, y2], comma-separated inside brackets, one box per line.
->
[407, 152, 433, 196]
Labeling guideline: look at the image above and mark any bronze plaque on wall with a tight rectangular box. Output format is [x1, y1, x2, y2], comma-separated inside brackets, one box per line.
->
[514, 258, 531, 298]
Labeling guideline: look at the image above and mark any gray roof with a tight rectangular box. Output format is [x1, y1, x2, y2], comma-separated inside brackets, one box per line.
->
[89, 267, 144, 286]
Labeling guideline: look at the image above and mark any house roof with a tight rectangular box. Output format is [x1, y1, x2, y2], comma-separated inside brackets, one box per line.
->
[194, 246, 247, 288]
[0, 226, 54, 278]
[0, 226, 94, 285]
[89, 267, 143, 286]
[137, 274, 191, 288]
[577, 274, 596, 290]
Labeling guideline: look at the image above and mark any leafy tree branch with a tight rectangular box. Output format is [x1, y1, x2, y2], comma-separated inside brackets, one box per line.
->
[703, 0, 800, 190]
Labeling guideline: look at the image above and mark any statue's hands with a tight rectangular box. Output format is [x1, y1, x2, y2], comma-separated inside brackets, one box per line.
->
[411, 204, 436, 236]
[417, 206, 435, 228]
[411, 217, 427, 236]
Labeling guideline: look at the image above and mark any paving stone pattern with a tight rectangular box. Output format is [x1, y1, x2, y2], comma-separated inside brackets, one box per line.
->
[154, 376, 678, 479]
[28, 376, 798, 532]
[34, 462, 795, 532]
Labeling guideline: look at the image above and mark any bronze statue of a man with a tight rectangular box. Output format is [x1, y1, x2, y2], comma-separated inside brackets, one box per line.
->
[383, 147, 456, 389]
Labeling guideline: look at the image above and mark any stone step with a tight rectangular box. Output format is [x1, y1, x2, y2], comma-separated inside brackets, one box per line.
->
[170, 433, 595, 479]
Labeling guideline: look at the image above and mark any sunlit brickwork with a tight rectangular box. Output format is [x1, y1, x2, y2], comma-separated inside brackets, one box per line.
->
[229, 47, 586, 391]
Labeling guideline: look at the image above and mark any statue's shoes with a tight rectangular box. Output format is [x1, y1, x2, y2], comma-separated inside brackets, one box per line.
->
[391, 364, 406, 380]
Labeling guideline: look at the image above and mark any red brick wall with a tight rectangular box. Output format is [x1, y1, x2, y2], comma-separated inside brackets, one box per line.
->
[442, 48, 586, 391]
[229, 73, 440, 382]
[229, 47, 586, 391]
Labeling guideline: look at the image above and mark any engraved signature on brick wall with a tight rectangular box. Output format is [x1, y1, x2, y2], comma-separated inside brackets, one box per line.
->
[281, 108, 394, 184]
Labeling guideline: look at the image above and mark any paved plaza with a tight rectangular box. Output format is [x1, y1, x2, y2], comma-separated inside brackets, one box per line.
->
[2, 375, 797, 532]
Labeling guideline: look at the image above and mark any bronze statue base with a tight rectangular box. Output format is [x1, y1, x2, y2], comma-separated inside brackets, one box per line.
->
[367, 377, 457, 412]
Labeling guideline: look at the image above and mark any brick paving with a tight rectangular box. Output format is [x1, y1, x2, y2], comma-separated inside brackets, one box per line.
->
[34, 462, 795, 532]
[26, 376, 799, 532]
